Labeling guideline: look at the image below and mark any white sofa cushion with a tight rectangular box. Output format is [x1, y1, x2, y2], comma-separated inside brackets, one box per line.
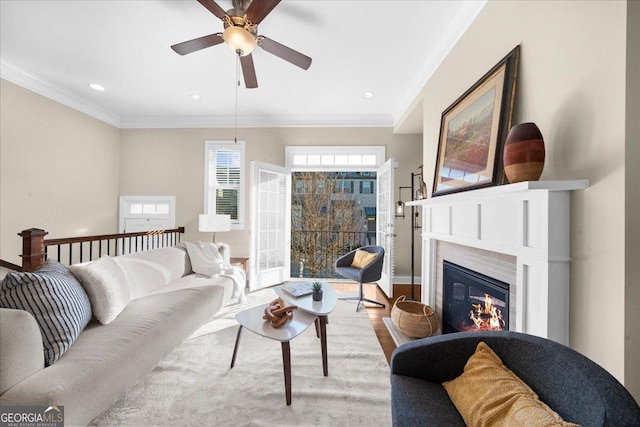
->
[69, 256, 130, 325]
[147, 274, 235, 303]
[183, 241, 224, 276]
[0, 308, 45, 394]
[114, 257, 171, 300]
[125, 246, 192, 281]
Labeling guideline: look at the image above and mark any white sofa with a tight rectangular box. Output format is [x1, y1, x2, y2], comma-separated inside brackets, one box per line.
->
[0, 243, 243, 426]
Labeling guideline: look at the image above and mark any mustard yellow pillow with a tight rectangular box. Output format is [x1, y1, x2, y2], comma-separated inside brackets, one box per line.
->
[351, 249, 378, 269]
[442, 342, 580, 427]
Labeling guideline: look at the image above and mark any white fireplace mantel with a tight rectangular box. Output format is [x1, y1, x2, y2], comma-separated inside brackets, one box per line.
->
[407, 180, 588, 345]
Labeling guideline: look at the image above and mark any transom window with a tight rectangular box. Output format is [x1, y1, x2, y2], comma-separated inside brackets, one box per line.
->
[285, 146, 385, 171]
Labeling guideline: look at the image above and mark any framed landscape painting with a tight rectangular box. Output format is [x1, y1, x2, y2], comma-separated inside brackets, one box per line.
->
[432, 46, 520, 197]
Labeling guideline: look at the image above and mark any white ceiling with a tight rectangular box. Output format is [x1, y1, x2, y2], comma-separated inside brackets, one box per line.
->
[0, 0, 484, 131]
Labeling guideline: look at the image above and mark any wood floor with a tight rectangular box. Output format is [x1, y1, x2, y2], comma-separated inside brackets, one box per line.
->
[331, 282, 422, 364]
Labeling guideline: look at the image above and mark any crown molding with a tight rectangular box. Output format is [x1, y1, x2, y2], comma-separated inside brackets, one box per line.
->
[1, 60, 121, 128]
[392, 1, 487, 127]
[119, 114, 393, 129]
[1, 60, 392, 129]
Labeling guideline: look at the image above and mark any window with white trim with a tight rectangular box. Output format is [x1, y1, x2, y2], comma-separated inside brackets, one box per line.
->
[204, 141, 245, 229]
[285, 146, 386, 171]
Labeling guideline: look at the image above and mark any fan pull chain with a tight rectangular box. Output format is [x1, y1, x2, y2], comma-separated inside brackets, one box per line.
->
[234, 54, 240, 144]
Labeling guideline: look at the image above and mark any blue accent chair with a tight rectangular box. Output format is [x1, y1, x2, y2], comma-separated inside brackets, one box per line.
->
[390, 331, 640, 427]
[334, 245, 386, 312]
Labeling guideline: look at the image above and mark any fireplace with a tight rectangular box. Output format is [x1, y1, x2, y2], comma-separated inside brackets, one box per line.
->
[442, 260, 509, 334]
[407, 180, 588, 344]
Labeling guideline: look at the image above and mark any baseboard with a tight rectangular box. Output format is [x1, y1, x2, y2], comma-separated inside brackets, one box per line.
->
[392, 284, 422, 301]
[393, 275, 422, 285]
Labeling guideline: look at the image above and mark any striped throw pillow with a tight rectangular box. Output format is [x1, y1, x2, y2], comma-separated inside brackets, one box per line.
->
[0, 260, 92, 366]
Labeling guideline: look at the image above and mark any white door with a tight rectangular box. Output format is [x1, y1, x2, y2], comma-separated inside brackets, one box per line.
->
[124, 218, 171, 232]
[376, 159, 395, 298]
[119, 196, 176, 233]
[250, 161, 291, 291]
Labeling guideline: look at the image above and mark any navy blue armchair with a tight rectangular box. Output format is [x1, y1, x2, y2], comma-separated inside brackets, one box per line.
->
[334, 245, 386, 312]
[390, 331, 640, 427]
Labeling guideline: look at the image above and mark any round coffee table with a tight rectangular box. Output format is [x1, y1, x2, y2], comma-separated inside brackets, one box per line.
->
[230, 303, 317, 405]
[275, 282, 337, 376]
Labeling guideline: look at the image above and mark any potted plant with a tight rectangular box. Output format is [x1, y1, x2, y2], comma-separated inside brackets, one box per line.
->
[312, 282, 323, 301]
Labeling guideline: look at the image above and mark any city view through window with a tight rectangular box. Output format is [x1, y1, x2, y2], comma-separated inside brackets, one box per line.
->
[291, 171, 377, 279]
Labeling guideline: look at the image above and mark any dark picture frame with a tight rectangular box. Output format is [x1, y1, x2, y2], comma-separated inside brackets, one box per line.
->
[432, 45, 520, 197]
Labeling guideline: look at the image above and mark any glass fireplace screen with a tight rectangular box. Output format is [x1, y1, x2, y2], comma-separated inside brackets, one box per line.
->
[442, 260, 509, 334]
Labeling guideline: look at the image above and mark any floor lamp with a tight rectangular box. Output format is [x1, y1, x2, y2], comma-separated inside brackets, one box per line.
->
[199, 214, 231, 243]
[396, 171, 424, 301]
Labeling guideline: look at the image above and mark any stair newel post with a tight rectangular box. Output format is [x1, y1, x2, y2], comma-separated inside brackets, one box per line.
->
[19, 228, 48, 272]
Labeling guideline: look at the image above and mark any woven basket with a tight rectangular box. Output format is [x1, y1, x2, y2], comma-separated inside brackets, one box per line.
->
[391, 296, 438, 338]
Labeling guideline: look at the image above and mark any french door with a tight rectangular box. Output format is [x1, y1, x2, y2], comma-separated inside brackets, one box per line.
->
[249, 157, 394, 294]
[376, 159, 395, 298]
[249, 161, 291, 290]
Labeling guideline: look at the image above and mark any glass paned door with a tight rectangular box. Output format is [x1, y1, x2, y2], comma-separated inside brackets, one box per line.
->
[376, 159, 395, 298]
[250, 161, 291, 290]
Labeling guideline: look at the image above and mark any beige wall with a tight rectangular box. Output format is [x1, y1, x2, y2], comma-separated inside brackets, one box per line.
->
[400, 0, 634, 395]
[0, 79, 121, 269]
[0, 76, 423, 280]
[625, 0, 640, 399]
[2, 0, 633, 398]
[119, 127, 422, 278]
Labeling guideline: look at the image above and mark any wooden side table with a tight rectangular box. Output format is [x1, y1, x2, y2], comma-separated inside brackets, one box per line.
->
[230, 257, 248, 273]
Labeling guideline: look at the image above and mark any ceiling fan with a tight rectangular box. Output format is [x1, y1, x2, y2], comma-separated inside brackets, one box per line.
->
[171, 0, 312, 89]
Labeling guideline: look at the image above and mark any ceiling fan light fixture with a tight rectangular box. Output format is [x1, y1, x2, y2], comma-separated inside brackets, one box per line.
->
[223, 26, 256, 56]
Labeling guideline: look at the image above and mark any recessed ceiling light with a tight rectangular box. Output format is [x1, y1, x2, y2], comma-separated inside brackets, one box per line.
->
[88, 83, 105, 91]
[191, 94, 203, 101]
[363, 91, 374, 98]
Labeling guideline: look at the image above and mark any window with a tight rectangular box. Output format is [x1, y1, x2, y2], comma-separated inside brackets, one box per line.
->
[204, 141, 245, 229]
[335, 180, 354, 194]
[360, 181, 374, 194]
[118, 196, 175, 234]
[128, 203, 170, 215]
[285, 146, 386, 171]
[291, 204, 303, 229]
[295, 181, 308, 194]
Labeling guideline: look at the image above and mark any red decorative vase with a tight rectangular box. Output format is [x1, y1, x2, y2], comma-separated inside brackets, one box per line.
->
[503, 122, 545, 183]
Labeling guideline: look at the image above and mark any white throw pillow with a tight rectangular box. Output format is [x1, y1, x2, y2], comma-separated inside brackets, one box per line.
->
[183, 241, 224, 276]
[69, 256, 130, 325]
[114, 257, 172, 300]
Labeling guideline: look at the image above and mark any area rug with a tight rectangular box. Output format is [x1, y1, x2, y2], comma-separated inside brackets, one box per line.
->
[90, 289, 391, 426]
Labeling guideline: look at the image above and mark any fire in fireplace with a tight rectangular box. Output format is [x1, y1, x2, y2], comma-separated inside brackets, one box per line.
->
[442, 261, 509, 334]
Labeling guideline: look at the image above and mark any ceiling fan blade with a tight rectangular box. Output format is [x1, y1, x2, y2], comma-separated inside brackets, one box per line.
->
[197, 0, 228, 20]
[171, 33, 224, 55]
[240, 54, 258, 88]
[245, 0, 281, 24]
[258, 36, 312, 70]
